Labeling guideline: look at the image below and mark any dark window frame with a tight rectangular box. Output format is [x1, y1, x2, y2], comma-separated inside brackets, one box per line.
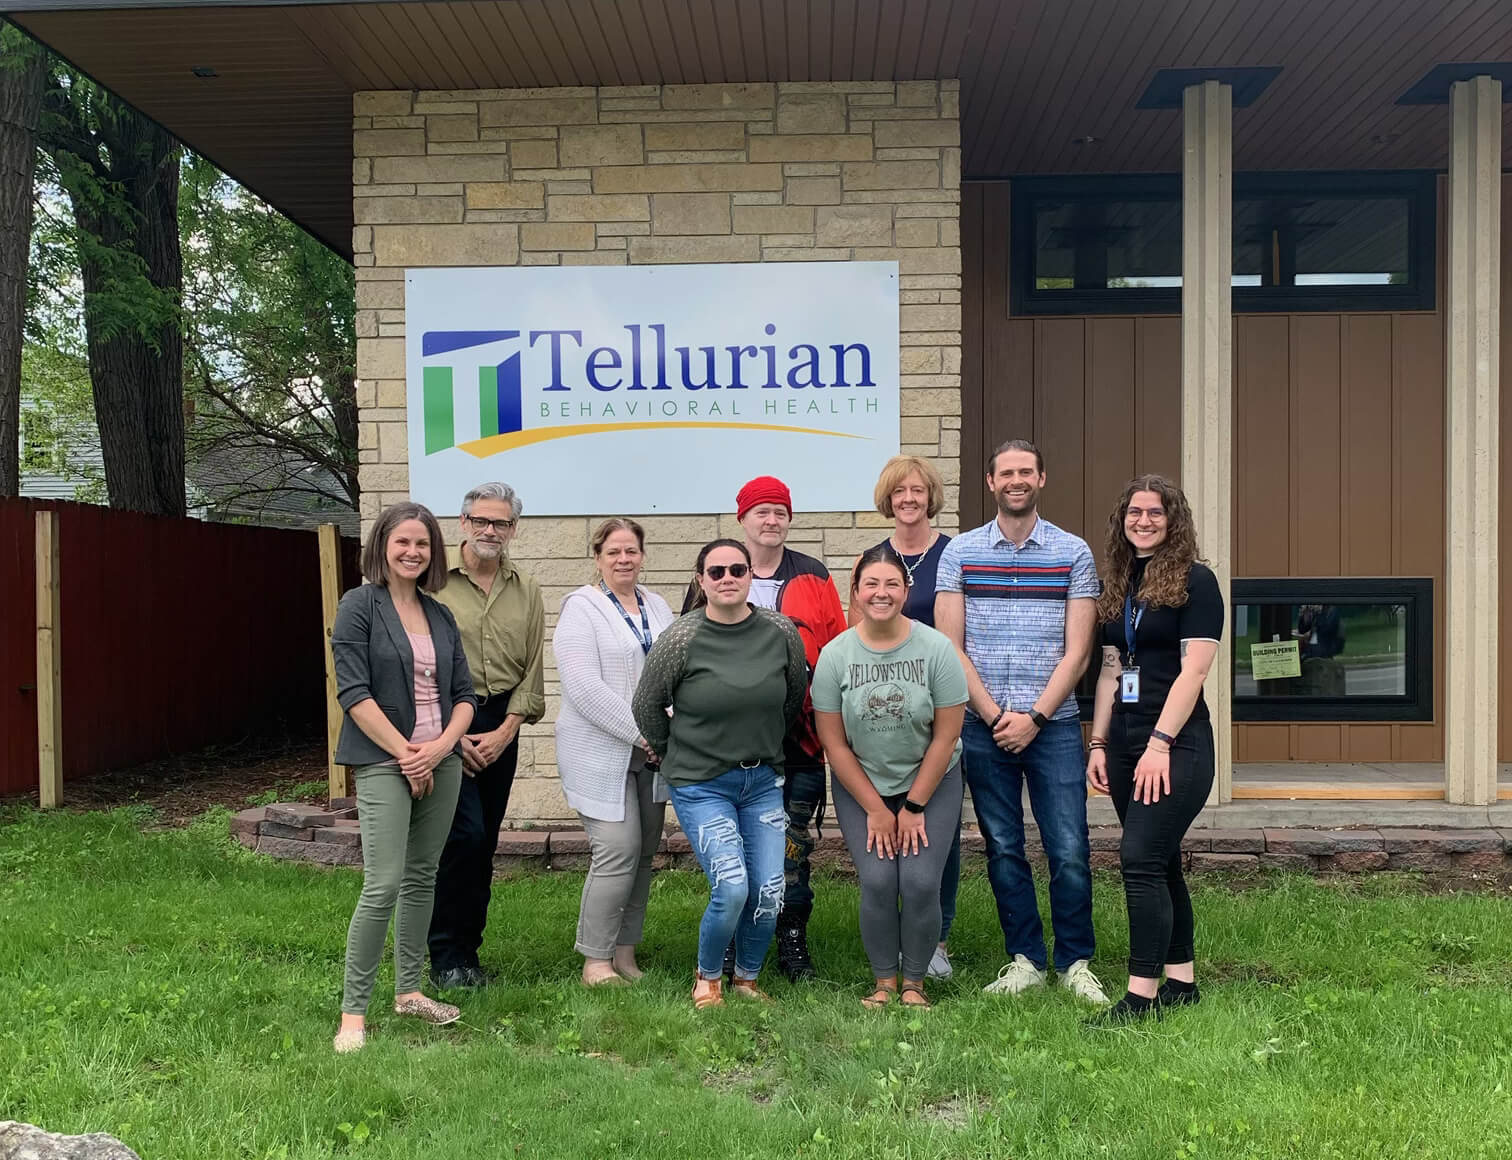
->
[1229, 576, 1434, 723]
[1075, 576, 1434, 723]
[1010, 171, 1437, 316]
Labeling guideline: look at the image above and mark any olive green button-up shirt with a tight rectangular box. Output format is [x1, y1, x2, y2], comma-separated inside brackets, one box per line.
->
[434, 557, 546, 723]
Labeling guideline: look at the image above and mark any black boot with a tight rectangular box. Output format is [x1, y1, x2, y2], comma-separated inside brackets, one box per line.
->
[775, 910, 815, 982]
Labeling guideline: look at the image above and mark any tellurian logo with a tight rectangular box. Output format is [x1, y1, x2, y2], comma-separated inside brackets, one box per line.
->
[419, 322, 881, 458]
[420, 331, 522, 455]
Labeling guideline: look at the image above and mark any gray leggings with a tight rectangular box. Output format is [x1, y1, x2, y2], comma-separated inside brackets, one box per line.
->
[831, 762, 963, 981]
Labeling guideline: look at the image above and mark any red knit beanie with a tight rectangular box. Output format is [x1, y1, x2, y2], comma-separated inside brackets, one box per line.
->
[736, 475, 794, 520]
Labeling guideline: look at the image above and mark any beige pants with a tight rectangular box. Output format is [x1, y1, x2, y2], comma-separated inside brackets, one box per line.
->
[574, 763, 666, 958]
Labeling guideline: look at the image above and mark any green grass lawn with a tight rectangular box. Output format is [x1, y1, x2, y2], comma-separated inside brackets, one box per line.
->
[3, 805, 1512, 1160]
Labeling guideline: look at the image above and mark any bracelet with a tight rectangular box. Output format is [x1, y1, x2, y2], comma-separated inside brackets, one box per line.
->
[1150, 728, 1177, 747]
[1087, 741, 1107, 751]
[989, 708, 1006, 730]
[902, 798, 927, 814]
[1090, 735, 1108, 746]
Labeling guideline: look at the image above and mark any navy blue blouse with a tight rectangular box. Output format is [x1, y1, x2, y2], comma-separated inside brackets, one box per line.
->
[869, 534, 951, 627]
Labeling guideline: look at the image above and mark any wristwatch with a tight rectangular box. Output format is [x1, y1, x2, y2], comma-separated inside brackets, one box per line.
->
[902, 798, 927, 814]
[1028, 709, 1049, 729]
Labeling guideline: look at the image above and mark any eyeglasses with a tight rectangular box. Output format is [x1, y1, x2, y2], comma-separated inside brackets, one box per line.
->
[465, 515, 517, 534]
[1125, 507, 1166, 521]
[704, 563, 750, 580]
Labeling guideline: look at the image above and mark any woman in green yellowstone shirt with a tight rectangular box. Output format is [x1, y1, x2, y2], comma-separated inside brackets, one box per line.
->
[813, 544, 967, 1008]
[632, 539, 808, 1009]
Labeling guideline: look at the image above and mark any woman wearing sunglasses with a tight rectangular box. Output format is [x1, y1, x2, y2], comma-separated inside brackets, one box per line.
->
[632, 538, 808, 1009]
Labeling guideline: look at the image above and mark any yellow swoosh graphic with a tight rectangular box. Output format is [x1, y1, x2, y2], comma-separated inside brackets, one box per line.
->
[459, 420, 860, 457]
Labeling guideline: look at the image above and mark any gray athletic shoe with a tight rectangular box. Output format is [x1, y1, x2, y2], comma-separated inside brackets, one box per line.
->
[926, 945, 953, 979]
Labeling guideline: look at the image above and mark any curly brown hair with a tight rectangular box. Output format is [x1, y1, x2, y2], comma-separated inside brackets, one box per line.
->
[1096, 475, 1204, 622]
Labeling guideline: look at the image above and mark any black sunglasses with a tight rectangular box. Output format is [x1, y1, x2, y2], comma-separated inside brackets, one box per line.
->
[704, 563, 750, 580]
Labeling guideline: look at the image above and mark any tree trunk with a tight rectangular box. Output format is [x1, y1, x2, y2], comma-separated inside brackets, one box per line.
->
[0, 28, 46, 497]
[47, 83, 185, 516]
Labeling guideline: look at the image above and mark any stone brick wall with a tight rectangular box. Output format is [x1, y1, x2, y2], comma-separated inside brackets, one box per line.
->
[351, 82, 961, 823]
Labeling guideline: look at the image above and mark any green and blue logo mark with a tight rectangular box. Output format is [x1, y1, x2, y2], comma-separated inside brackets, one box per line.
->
[421, 331, 521, 456]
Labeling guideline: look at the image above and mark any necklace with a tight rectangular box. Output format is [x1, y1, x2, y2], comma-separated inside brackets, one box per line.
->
[890, 534, 934, 586]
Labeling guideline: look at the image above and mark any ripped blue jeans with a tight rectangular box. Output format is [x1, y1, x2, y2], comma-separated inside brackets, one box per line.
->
[668, 764, 787, 981]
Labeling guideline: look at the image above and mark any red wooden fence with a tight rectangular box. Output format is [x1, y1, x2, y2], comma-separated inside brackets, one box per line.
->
[1, 498, 358, 797]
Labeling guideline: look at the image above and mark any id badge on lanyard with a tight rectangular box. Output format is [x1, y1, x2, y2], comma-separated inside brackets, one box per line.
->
[1121, 591, 1144, 704]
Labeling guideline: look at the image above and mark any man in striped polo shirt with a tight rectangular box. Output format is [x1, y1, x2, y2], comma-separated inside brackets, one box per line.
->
[935, 439, 1109, 1005]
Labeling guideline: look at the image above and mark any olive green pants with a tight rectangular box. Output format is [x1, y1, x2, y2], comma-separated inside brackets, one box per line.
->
[341, 755, 463, 1014]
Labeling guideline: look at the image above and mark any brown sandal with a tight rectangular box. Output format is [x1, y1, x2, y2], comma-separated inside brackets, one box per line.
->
[729, 979, 773, 1002]
[899, 983, 932, 1009]
[861, 983, 898, 1009]
[693, 977, 724, 1009]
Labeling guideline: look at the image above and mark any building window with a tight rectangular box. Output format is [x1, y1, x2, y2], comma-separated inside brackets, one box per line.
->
[1230, 577, 1433, 722]
[1011, 172, 1436, 315]
[1074, 576, 1433, 723]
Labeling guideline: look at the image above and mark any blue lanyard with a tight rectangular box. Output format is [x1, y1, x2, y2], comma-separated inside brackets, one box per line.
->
[1123, 589, 1145, 664]
[602, 582, 653, 654]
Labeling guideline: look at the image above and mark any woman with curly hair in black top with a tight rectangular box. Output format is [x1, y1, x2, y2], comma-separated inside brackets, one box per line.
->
[1085, 475, 1224, 1025]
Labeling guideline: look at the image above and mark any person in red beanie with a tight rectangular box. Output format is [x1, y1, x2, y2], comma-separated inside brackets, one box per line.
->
[683, 475, 847, 981]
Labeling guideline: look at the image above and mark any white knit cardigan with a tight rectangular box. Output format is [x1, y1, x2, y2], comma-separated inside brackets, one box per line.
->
[552, 583, 676, 821]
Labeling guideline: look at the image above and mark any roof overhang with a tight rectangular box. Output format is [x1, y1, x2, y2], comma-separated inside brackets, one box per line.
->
[7, 0, 1509, 259]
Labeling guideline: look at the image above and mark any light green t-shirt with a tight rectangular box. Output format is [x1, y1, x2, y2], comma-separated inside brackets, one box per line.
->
[811, 622, 968, 797]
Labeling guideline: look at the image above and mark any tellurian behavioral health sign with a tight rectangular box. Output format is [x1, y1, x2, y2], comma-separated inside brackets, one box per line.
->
[404, 262, 900, 516]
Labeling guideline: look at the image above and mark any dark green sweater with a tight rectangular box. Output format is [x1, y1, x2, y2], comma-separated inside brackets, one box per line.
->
[631, 607, 808, 786]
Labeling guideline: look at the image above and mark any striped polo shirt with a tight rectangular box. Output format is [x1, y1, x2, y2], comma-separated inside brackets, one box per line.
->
[936, 515, 1100, 721]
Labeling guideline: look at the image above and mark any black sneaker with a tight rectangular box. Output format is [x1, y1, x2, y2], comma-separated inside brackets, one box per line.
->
[1157, 980, 1200, 1008]
[1085, 992, 1160, 1028]
[432, 965, 486, 990]
[775, 922, 815, 982]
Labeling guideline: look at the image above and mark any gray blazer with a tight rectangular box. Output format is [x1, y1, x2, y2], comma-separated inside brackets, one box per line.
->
[331, 582, 478, 768]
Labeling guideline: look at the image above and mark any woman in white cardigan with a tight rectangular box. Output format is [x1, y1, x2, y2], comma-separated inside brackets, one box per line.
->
[554, 518, 676, 986]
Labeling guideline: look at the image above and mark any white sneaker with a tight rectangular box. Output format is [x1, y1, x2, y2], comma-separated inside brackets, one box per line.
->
[1059, 959, 1111, 1006]
[926, 945, 953, 980]
[982, 954, 1047, 995]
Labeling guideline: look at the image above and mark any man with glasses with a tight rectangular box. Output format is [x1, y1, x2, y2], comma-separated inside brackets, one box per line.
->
[428, 481, 546, 989]
[684, 475, 846, 980]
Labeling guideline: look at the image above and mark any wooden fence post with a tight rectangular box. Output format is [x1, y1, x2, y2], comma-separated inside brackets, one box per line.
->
[35, 510, 63, 808]
[318, 524, 349, 801]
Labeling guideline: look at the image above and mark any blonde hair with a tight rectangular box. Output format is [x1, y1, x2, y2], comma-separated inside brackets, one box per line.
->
[873, 455, 945, 519]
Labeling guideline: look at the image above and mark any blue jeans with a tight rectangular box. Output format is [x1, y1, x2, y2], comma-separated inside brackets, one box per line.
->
[962, 717, 1094, 971]
[668, 764, 787, 981]
[939, 828, 962, 943]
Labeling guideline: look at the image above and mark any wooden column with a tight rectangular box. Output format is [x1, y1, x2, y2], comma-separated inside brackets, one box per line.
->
[1444, 75, 1501, 805]
[35, 510, 62, 808]
[318, 523, 349, 801]
[1181, 80, 1234, 803]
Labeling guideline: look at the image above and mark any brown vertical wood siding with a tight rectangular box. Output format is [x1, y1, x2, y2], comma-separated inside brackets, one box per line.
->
[958, 177, 1503, 763]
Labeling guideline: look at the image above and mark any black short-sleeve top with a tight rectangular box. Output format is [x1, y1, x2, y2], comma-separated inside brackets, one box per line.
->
[1098, 558, 1225, 720]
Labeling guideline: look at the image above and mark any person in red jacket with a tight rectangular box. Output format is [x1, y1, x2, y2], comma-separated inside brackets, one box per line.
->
[681, 475, 847, 980]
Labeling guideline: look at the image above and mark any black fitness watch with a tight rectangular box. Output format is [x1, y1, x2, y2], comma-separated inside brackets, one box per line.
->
[1028, 709, 1049, 729]
[902, 798, 927, 814]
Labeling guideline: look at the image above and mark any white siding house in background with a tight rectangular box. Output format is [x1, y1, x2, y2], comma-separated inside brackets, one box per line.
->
[17, 400, 104, 502]
[17, 399, 358, 536]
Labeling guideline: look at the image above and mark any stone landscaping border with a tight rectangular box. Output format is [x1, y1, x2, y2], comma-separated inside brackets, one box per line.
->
[231, 804, 1512, 876]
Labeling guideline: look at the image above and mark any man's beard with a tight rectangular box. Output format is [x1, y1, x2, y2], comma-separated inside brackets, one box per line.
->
[470, 539, 506, 560]
[995, 487, 1037, 516]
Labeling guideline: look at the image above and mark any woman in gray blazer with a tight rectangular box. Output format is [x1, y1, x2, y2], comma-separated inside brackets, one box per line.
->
[330, 502, 478, 1054]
